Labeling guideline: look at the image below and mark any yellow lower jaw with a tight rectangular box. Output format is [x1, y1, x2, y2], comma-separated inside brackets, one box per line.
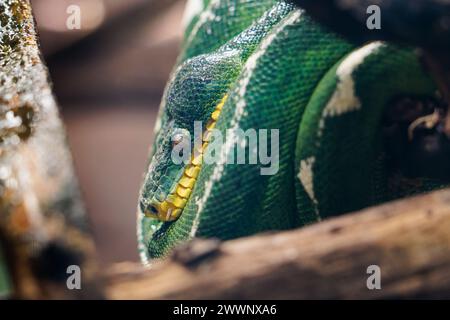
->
[145, 94, 228, 221]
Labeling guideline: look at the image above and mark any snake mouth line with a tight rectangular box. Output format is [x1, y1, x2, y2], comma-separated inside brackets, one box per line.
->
[144, 94, 228, 222]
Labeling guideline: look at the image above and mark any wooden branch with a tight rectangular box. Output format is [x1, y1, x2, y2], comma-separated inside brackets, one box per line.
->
[0, 0, 100, 299]
[105, 189, 450, 299]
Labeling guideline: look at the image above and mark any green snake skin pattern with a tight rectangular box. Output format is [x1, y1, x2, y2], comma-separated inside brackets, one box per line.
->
[138, 0, 444, 261]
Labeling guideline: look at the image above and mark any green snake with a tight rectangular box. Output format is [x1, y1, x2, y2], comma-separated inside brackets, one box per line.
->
[138, 0, 446, 261]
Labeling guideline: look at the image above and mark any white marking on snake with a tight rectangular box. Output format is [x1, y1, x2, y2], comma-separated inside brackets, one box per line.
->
[136, 209, 150, 265]
[298, 157, 317, 205]
[189, 10, 303, 238]
[323, 42, 384, 117]
[153, 116, 162, 135]
[190, 196, 202, 237]
[185, 0, 220, 48]
[182, 0, 204, 30]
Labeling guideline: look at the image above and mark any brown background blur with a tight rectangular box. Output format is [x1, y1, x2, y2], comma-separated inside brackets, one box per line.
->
[31, 0, 187, 264]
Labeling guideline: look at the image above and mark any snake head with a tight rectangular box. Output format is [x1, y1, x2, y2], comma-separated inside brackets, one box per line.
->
[138, 51, 241, 222]
[139, 121, 189, 221]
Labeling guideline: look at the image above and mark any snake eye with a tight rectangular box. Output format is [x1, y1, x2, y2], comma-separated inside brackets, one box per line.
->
[172, 133, 184, 147]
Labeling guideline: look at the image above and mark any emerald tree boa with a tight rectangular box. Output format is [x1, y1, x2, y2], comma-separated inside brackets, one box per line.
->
[138, 0, 447, 261]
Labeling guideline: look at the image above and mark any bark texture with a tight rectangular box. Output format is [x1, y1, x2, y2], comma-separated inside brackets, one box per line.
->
[0, 0, 99, 299]
[106, 189, 450, 299]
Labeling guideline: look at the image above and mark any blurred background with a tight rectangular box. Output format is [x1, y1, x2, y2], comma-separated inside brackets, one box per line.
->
[31, 0, 187, 264]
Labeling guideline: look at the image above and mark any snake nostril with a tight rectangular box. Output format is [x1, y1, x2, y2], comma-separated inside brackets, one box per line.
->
[149, 205, 159, 215]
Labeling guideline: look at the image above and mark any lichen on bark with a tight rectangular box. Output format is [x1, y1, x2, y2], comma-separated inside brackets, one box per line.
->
[0, 0, 99, 299]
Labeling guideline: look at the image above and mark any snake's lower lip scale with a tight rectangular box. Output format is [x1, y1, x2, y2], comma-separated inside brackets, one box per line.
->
[144, 95, 229, 222]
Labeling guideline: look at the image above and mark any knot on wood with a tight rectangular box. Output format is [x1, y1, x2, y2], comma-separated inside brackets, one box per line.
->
[171, 238, 222, 268]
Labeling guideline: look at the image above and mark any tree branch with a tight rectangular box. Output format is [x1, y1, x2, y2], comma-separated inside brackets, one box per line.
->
[106, 189, 450, 299]
[0, 0, 100, 299]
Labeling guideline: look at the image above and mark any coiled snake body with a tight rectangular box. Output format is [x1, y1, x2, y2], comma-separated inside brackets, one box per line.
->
[138, 0, 446, 260]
